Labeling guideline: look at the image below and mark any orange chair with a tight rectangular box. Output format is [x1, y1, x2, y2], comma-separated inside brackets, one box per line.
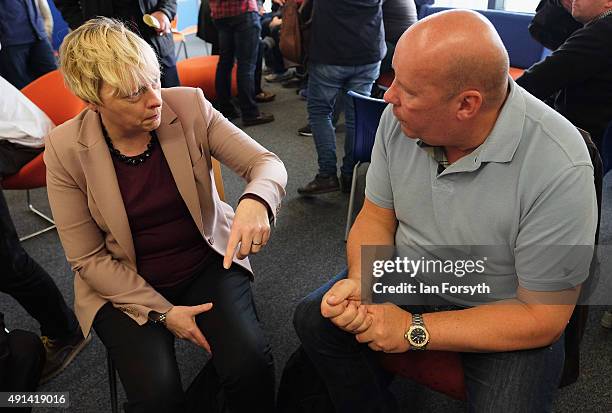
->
[2, 70, 86, 241]
[176, 56, 238, 101]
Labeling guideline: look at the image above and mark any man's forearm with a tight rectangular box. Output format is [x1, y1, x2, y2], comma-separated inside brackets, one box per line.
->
[422, 300, 575, 352]
[346, 208, 396, 281]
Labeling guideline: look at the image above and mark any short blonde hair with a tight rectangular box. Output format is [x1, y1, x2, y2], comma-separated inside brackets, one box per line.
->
[59, 17, 160, 105]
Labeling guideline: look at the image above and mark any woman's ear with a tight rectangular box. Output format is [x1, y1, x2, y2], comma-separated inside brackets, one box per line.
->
[86, 103, 98, 113]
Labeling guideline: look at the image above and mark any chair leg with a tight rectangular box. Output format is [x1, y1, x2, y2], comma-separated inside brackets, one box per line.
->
[19, 189, 56, 242]
[344, 163, 361, 241]
[107, 352, 119, 413]
[182, 40, 189, 59]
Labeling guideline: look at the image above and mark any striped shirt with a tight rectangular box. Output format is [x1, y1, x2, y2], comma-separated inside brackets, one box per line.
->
[209, 0, 259, 19]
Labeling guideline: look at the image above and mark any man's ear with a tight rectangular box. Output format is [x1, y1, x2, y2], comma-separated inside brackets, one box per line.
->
[455, 90, 482, 121]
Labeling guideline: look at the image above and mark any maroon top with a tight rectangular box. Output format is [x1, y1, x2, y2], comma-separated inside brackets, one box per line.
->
[111, 137, 211, 288]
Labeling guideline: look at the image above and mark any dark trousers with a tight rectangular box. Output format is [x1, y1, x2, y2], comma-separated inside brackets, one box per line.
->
[0, 39, 57, 89]
[0, 328, 46, 413]
[0, 146, 79, 340]
[161, 63, 180, 88]
[255, 39, 264, 95]
[262, 23, 285, 75]
[93, 255, 275, 413]
[214, 12, 261, 119]
[294, 271, 566, 413]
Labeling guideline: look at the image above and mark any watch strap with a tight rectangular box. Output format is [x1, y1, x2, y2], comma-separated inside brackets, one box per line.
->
[405, 313, 429, 350]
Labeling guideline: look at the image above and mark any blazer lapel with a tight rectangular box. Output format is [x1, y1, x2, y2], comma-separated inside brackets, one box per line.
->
[77, 112, 137, 267]
[156, 103, 205, 235]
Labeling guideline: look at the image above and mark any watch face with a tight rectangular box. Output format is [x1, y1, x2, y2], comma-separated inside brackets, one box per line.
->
[410, 326, 428, 345]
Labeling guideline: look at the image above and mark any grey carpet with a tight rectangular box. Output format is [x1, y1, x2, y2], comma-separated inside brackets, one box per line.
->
[1, 36, 610, 412]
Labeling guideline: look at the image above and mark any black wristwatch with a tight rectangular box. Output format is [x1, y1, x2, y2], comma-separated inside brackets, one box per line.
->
[404, 313, 430, 350]
[148, 310, 168, 326]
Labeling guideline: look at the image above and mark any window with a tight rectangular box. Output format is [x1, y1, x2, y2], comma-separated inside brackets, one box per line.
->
[432, 0, 540, 13]
[503, 0, 540, 13]
[433, 0, 488, 10]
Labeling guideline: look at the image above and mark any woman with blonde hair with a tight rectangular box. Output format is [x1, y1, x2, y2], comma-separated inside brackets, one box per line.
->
[45, 17, 286, 412]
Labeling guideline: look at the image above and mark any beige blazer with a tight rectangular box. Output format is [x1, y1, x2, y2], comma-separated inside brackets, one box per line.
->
[44, 87, 287, 336]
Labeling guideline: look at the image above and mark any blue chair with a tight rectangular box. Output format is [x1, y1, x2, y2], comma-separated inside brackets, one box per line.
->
[344, 91, 388, 240]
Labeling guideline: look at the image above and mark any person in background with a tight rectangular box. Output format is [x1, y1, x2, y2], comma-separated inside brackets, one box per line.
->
[380, 0, 417, 74]
[414, 0, 434, 15]
[35, 0, 54, 41]
[298, 0, 385, 195]
[55, 0, 180, 88]
[0, 0, 57, 89]
[209, 0, 275, 126]
[0, 75, 90, 385]
[516, 0, 612, 148]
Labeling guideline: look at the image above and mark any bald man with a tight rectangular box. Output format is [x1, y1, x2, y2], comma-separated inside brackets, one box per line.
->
[293, 10, 597, 413]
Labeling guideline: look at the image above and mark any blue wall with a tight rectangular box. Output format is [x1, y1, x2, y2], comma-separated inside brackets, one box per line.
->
[176, 0, 199, 31]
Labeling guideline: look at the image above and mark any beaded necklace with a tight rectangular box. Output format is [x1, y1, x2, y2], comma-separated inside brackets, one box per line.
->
[101, 119, 157, 166]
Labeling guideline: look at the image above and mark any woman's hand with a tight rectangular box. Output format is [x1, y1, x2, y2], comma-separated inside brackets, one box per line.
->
[223, 198, 271, 269]
[164, 303, 214, 353]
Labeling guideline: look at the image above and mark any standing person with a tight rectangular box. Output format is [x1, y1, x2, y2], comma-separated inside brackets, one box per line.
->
[55, 0, 180, 88]
[0, 75, 90, 385]
[48, 18, 286, 412]
[380, 0, 417, 74]
[0, 0, 57, 89]
[209, 0, 275, 126]
[298, 0, 385, 195]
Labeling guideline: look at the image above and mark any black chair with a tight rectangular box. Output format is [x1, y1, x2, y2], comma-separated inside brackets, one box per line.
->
[107, 352, 119, 413]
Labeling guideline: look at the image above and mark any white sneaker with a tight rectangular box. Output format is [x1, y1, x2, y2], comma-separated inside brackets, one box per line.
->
[264, 68, 295, 83]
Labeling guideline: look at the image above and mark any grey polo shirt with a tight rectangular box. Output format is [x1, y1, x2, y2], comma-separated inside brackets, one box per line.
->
[365, 79, 597, 306]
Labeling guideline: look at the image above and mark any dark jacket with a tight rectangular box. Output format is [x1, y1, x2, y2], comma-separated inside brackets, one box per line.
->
[0, 0, 47, 47]
[196, 0, 219, 54]
[516, 13, 612, 146]
[55, 0, 177, 66]
[309, 0, 385, 66]
[528, 0, 581, 51]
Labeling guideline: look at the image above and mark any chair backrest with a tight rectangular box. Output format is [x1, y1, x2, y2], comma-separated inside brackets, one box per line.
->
[21, 70, 86, 126]
[348, 90, 388, 164]
[418, 5, 549, 69]
[211, 158, 225, 202]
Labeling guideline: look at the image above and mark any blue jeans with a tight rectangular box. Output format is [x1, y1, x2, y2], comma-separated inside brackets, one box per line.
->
[0, 39, 57, 89]
[214, 12, 261, 119]
[294, 271, 565, 413]
[307, 62, 380, 177]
